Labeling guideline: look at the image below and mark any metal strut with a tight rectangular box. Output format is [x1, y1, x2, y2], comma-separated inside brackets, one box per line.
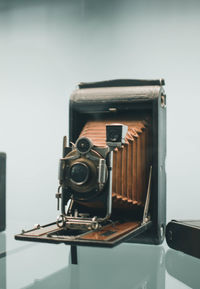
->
[70, 245, 78, 265]
[142, 166, 152, 225]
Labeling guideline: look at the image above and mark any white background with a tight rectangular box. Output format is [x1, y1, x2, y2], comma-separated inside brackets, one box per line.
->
[1, 0, 200, 226]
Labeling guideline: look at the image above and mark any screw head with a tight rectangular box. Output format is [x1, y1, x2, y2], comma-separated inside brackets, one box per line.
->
[160, 225, 164, 239]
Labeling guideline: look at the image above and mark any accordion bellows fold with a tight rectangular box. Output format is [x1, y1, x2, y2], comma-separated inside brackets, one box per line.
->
[79, 120, 151, 209]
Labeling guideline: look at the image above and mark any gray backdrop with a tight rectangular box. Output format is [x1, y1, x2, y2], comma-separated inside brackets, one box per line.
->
[0, 0, 200, 229]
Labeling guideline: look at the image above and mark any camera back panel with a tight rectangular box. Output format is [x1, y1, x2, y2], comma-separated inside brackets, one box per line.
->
[15, 79, 166, 247]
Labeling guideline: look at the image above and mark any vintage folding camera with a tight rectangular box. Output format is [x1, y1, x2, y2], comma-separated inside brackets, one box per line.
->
[0, 152, 6, 232]
[15, 79, 166, 250]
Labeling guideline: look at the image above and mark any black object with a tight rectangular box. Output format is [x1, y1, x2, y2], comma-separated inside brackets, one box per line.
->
[78, 78, 165, 89]
[0, 153, 6, 232]
[70, 245, 78, 265]
[15, 79, 166, 248]
[166, 220, 200, 259]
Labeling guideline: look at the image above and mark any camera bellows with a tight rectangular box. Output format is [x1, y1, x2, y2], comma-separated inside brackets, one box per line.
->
[79, 120, 151, 209]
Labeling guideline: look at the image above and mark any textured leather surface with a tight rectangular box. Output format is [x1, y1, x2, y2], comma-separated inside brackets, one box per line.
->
[78, 79, 165, 89]
[71, 85, 162, 103]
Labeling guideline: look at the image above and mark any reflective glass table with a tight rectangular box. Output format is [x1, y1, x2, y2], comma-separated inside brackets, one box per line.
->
[1, 221, 200, 289]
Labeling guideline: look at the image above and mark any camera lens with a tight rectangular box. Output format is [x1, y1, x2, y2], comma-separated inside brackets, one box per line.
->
[108, 129, 120, 142]
[70, 163, 89, 185]
[76, 137, 92, 154]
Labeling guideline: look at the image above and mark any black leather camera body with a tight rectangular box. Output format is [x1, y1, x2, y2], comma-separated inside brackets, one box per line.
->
[0, 152, 6, 232]
[15, 79, 166, 248]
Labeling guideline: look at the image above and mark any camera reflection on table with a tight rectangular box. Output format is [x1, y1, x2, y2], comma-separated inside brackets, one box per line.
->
[23, 243, 165, 289]
[2, 236, 200, 289]
[166, 249, 200, 289]
[0, 232, 6, 289]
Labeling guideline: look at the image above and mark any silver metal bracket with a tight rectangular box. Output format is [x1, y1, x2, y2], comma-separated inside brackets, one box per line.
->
[55, 185, 62, 211]
[142, 166, 152, 225]
[56, 214, 101, 230]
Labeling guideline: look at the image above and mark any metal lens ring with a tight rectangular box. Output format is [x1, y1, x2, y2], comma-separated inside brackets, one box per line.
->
[70, 162, 89, 185]
[76, 137, 93, 154]
[56, 214, 65, 228]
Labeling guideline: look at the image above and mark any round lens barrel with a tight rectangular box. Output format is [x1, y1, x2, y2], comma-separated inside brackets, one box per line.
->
[70, 163, 89, 185]
[108, 129, 120, 142]
[76, 138, 92, 153]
